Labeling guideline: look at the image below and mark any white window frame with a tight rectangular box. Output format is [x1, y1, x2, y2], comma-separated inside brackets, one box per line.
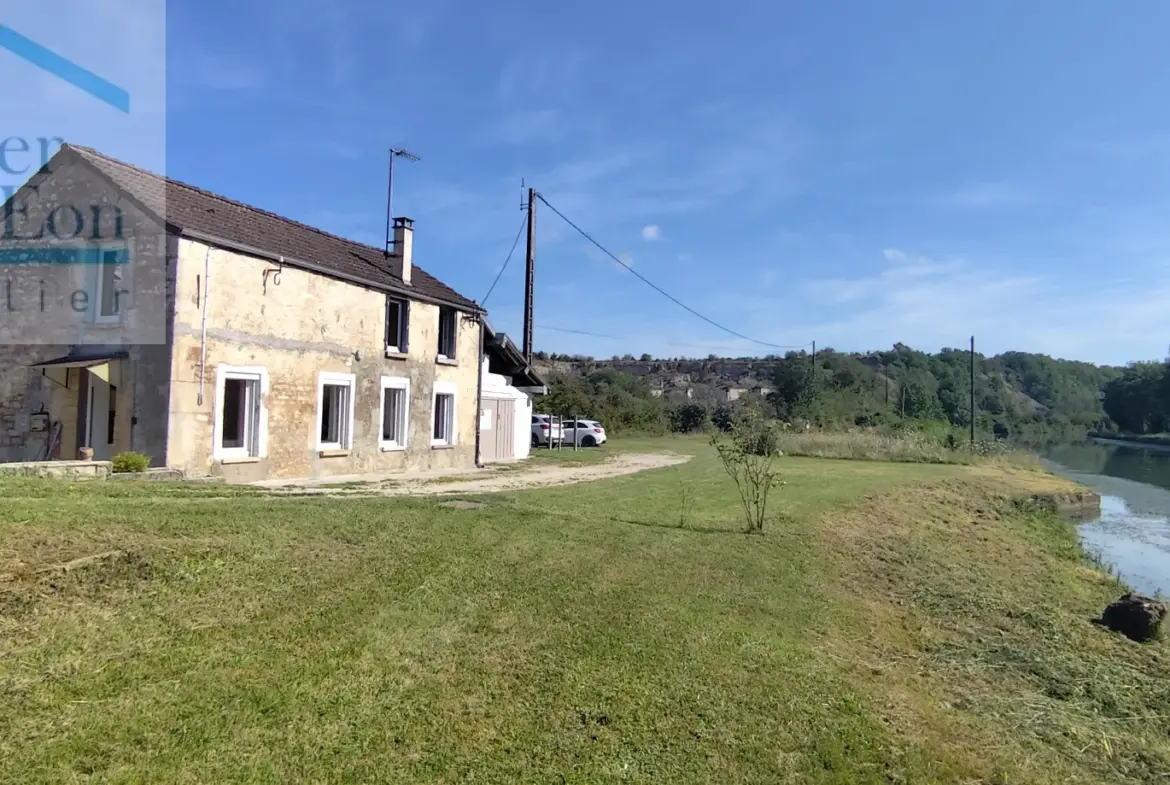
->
[431, 381, 458, 447]
[385, 296, 410, 355]
[437, 306, 457, 361]
[379, 375, 411, 451]
[212, 364, 269, 461]
[316, 371, 356, 451]
[84, 245, 129, 325]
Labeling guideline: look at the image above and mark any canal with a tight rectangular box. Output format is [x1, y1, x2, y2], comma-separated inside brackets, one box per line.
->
[1044, 439, 1170, 596]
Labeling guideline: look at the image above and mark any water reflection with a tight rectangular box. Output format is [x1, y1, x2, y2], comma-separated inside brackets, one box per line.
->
[1046, 439, 1170, 493]
[1079, 496, 1170, 596]
[1043, 439, 1170, 596]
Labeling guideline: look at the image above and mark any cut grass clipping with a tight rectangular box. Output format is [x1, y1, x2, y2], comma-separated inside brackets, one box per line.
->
[0, 438, 1159, 784]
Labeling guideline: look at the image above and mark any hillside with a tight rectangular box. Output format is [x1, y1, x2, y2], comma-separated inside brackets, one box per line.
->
[533, 344, 1128, 443]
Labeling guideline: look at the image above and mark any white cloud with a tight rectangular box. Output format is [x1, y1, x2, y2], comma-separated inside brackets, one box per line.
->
[775, 248, 1170, 364]
[641, 224, 661, 241]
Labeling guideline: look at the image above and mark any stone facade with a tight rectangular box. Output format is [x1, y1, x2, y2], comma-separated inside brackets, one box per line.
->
[0, 150, 173, 464]
[166, 237, 480, 482]
[0, 149, 482, 481]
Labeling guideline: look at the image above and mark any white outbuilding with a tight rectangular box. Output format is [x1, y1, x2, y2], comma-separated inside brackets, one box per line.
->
[478, 321, 548, 464]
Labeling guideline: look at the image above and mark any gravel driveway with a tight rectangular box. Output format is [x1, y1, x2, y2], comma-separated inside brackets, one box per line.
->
[260, 452, 692, 497]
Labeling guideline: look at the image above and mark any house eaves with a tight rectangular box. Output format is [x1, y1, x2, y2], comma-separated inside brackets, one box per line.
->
[55, 144, 484, 314]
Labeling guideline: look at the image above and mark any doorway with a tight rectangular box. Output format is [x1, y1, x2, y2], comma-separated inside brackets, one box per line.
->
[480, 397, 516, 462]
[86, 372, 114, 460]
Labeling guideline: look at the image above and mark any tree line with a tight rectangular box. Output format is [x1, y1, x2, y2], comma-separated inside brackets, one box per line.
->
[537, 343, 1168, 443]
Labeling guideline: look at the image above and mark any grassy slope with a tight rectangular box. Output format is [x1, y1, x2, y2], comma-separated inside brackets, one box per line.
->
[0, 438, 1164, 784]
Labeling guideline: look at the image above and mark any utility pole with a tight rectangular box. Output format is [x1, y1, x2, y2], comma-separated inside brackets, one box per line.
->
[384, 148, 420, 257]
[810, 340, 816, 392]
[970, 335, 976, 443]
[522, 187, 536, 363]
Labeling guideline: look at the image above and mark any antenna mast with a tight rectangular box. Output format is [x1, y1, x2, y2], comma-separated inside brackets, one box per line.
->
[385, 147, 420, 256]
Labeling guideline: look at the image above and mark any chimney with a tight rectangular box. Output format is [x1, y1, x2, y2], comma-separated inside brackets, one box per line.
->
[392, 216, 414, 285]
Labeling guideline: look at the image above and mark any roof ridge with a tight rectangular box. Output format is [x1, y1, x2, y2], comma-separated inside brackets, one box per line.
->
[66, 143, 398, 262]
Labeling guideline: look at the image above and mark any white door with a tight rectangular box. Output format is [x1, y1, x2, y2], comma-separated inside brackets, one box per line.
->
[480, 399, 500, 461]
[87, 373, 113, 460]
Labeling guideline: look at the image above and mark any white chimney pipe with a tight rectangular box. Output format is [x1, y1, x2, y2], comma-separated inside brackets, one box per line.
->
[392, 216, 413, 285]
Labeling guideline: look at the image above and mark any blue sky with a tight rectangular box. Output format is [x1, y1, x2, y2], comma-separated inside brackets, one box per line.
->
[161, 0, 1170, 365]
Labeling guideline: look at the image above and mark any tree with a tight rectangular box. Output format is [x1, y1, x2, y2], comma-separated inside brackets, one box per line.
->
[670, 403, 708, 433]
[900, 377, 942, 420]
[1103, 362, 1169, 434]
[770, 353, 817, 418]
[640, 353, 653, 362]
[712, 404, 735, 433]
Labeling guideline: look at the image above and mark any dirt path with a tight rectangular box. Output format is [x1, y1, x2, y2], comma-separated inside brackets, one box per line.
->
[266, 452, 691, 498]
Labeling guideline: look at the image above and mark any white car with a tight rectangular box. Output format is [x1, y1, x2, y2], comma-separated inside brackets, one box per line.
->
[561, 419, 607, 447]
[531, 414, 564, 446]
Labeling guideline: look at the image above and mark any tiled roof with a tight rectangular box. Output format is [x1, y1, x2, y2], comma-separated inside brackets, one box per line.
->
[65, 144, 481, 312]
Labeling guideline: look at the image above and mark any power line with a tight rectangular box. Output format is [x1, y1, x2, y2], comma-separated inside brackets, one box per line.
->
[537, 324, 812, 355]
[535, 193, 807, 352]
[481, 215, 528, 307]
[539, 325, 622, 340]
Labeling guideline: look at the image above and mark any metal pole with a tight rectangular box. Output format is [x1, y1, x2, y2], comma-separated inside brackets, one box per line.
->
[573, 413, 578, 452]
[384, 151, 394, 256]
[523, 187, 536, 363]
[385, 148, 419, 257]
[970, 335, 976, 443]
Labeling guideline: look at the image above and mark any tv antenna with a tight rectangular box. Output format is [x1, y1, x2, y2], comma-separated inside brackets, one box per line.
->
[385, 147, 421, 256]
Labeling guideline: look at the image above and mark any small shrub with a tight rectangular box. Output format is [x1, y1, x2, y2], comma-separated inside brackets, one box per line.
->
[711, 411, 784, 533]
[111, 451, 150, 474]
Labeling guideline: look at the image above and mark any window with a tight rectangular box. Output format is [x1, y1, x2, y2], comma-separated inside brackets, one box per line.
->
[94, 249, 126, 323]
[432, 381, 457, 446]
[437, 306, 457, 360]
[379, 376, 410, 450]
[317, 372, 356, 451]
[385, 297, 410, 354]
[213, 365, 268, 460]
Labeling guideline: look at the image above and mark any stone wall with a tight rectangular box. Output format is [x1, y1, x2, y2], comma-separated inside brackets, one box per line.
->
[167, 237, 480, 481]
[0, 150, 172, 464]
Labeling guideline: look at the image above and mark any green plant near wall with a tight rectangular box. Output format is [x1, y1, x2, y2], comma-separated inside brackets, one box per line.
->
[111, 451, 150, 474]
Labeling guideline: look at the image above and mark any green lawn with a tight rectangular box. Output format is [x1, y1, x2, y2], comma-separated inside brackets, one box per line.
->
[0, 439, 1164, 783]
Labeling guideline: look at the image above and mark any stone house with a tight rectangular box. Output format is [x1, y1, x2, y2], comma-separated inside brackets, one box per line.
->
[723, 386, 748, 402]
[0, 144, 540, 480]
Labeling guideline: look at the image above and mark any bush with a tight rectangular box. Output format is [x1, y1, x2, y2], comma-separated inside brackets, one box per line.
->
[669, 403, 709, 433]
[711, 410, 785, 533]
[111, 451, 150, 474]
[712, 404, 735, 433]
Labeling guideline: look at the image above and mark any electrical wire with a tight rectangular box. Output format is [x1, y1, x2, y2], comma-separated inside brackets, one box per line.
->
[537, 324, 812, 355]
[538, 325, 622, 340]
[535, 193, 809, 352]
[481, 215, 528, 307]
